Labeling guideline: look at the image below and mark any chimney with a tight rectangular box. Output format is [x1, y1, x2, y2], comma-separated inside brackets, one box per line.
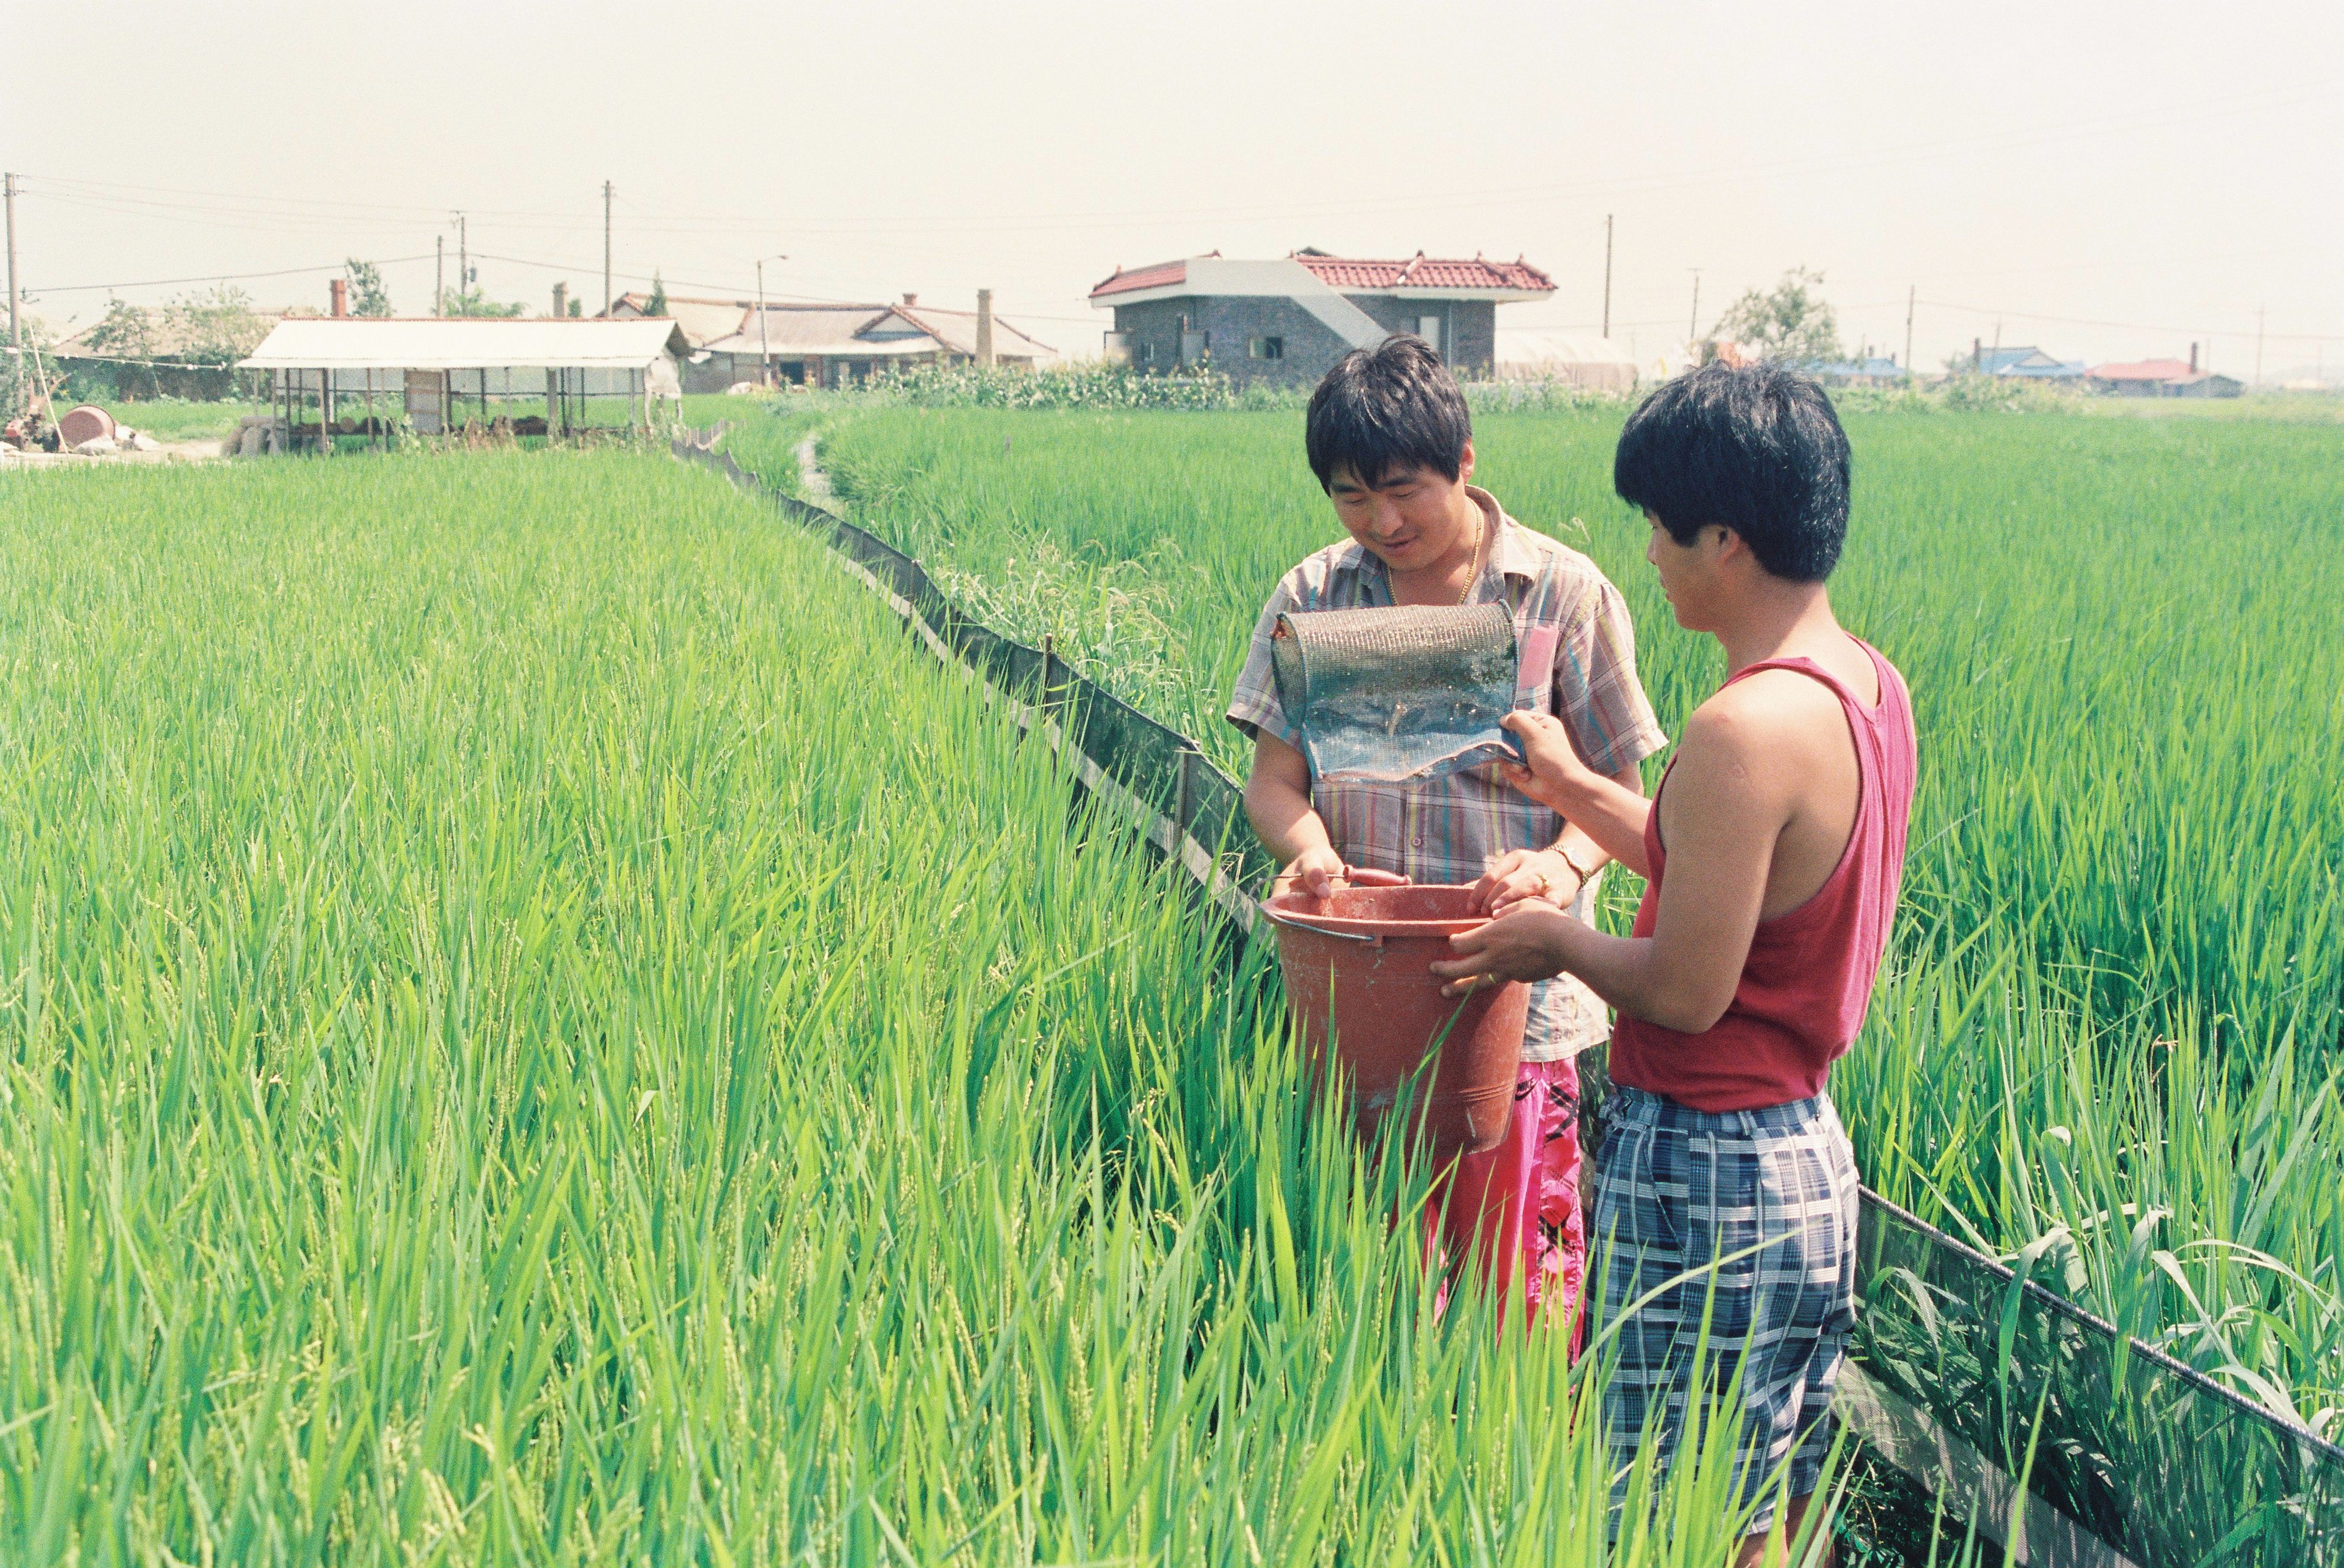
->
[902, 292, 918, 307]
[552, 281, 568, 319]
[976, 289, 995, 367]
[2189, 341, 2199, 373]
[331, 277, 349, 318]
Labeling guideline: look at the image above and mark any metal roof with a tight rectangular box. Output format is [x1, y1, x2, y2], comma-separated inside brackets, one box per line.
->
[240, 317, 688, 371]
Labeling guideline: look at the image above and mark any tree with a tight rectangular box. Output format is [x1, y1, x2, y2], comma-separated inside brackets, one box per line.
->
[344, 259, 393, 318]
[83, 297, 158, 360]
[645, 271, 669, 316]
[1714, 267, 1843, 365]
[165, 285, 270, 365]
[437, 285, 526, 319]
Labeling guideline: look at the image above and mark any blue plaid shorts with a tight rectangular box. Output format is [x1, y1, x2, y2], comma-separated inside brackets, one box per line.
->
[1591, 1085, 1860, 1532]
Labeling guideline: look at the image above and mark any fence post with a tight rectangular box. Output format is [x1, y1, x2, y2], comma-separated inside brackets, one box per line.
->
[1176, 745, 1200, 838]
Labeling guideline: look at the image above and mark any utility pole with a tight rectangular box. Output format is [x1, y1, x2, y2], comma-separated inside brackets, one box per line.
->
[435, 234, 444, 317]
[755, 254, 788, 384]
[1904, 285, 1916, 379]
[2255, 305, 2266, 388]
[1601, 214, 1614, 340]
[457, 214, 468, 299]
[1687, 269, 1701, 343]
[4, 172, 20, 395]
[603, 180, 614, 317]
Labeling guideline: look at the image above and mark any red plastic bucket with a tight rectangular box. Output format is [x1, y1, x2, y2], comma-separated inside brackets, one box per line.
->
[1265, 877, 1526, 1162]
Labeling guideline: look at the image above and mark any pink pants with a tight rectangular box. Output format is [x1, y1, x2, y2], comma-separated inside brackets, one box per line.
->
[1424, 1056, 1587, 1345]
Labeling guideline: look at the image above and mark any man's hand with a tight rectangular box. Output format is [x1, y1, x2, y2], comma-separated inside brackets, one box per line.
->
[1471, 847, 1584, 915]
[1271, 845, 1348, 900]
[1499, 710, 1598, 810]
[1430, 903, 1576, 996]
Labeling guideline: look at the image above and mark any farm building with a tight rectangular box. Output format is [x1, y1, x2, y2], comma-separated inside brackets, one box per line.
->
[1088, 249, 1554, 386]
[1492, 332, 1639, 393]
[1972, 344, 2088, 382]
[2087, 352, 2242, 397]
[238, 317, 691, 447]
[1804, 355, 1911, 387]
[604, 292, 1051, 392]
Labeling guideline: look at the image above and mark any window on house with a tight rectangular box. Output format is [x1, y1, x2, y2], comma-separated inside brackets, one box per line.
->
[1418, 315, 1443, 351]
[1249, 336, 1284, 360]
[1139, 340, 1154, 363]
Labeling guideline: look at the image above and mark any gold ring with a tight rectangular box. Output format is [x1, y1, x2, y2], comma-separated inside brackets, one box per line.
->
[1532, 872, 1554, 898]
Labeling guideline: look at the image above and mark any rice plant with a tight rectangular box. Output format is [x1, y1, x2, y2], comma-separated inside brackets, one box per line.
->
[741, 404, 2344, 1421]
[0, 451, 1854, 1563]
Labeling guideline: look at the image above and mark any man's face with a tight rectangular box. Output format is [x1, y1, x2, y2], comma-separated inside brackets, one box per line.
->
[1326, 444, 1475, 574]
[1645, 512, 1721, 628]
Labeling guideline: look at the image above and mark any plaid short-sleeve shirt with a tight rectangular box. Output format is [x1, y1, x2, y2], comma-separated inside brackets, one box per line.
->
[1228, 486, 1668, 1061]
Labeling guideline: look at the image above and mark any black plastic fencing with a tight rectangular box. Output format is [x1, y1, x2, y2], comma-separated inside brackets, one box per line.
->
[676, 431, 2344, 1567]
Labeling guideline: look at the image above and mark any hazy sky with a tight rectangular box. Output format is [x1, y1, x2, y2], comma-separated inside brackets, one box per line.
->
[10, 1, 2342, 377]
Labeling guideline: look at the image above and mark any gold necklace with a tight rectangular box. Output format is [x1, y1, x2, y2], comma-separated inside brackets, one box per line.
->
[1456, 511, 1486, 606]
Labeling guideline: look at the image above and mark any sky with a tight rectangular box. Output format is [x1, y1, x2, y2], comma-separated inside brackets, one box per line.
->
[9, 1, 2343, 379]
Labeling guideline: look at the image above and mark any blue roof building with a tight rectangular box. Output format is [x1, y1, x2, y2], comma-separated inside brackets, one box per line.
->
[1974, 345, 2087, 380]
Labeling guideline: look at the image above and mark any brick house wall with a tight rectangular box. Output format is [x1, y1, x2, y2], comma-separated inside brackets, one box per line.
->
[1111, 294, 1499, 386]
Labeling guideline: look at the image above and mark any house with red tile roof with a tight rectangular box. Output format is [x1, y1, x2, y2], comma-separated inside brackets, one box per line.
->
[1088, 248, 1554, 386]
[2086, 349, 2242, 398]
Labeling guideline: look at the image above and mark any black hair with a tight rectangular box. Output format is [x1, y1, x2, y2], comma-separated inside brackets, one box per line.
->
[1305, 334, 1472, 491]
[1613, 361, 1852, 581]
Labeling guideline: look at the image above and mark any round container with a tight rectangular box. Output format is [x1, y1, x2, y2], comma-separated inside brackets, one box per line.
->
[1266, 880, 1526, 1162]
[58, 405, 117, 450]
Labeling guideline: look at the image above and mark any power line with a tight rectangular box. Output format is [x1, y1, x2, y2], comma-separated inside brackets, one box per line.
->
[14, 76, 2340, 240]
[33, 253, 436, 295]
[1916, 297, 2344, 345]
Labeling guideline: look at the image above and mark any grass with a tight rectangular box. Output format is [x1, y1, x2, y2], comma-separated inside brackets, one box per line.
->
[78, 398, 269, 443]
[0, 449, 1880, 1563]
[725, 403, 2344, 1428]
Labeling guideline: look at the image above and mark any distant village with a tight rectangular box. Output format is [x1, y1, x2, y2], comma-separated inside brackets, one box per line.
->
[18, 243, 2289, 452]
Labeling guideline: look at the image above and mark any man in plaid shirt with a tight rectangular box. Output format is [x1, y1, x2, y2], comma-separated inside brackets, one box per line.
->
[1227, 335, 1666, 1332]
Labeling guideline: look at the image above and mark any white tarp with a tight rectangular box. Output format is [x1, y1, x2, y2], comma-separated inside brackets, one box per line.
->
[240, 317, 687, 371]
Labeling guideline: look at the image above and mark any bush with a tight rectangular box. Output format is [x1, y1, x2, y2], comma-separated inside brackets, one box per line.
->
[859, 361, 1638, 414]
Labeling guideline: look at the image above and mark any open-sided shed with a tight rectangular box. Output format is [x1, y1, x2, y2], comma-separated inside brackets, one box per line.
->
[238, 318, 691, 447]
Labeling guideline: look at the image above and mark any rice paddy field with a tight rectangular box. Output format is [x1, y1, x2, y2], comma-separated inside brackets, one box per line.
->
[0, 451, 1840, 1564]
[4, 397, 2338, 1562]
[725, 404, 2344, 1432]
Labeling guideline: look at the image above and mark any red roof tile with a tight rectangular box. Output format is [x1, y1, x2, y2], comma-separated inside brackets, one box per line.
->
[1088, 250, 1553, 301]
[1292, 251, 1554, 292]
[1089, 259, 1191, 299]
[2088, 359, 2195, 381]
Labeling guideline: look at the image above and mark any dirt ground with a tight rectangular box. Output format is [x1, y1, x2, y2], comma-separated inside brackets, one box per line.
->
[3, 438, 225, 469]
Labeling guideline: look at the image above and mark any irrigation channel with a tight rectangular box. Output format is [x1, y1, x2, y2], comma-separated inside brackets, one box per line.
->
[674, 427, 2344, 1568]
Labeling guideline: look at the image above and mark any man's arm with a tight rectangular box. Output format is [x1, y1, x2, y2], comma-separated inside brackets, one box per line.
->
[1433, 701, 1785, 1032]
[1496, 709, 1656, 876]
[1244, 730, 1346, 897]
[1473, 759, 1647, 913]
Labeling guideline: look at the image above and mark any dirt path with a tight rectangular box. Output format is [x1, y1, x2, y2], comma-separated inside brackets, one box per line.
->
[794, 434, 837, 507]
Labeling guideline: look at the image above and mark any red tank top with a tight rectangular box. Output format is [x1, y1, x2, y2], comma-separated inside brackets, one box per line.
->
[1608, 639, 1917, 1113]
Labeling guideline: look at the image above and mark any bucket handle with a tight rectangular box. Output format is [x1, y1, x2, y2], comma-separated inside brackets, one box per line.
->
[1261, 865, 1409, 944]
[1261, 907, 1380, 944]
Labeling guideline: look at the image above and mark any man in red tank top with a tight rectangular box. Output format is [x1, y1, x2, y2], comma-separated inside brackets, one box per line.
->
[1433, 362, 1918, 1566]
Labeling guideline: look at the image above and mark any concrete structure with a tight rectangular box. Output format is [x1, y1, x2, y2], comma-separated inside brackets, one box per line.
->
[238, 316, 690, 445]
[604, 292, 1050, 392]
[1088, 249, 1554, 386]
